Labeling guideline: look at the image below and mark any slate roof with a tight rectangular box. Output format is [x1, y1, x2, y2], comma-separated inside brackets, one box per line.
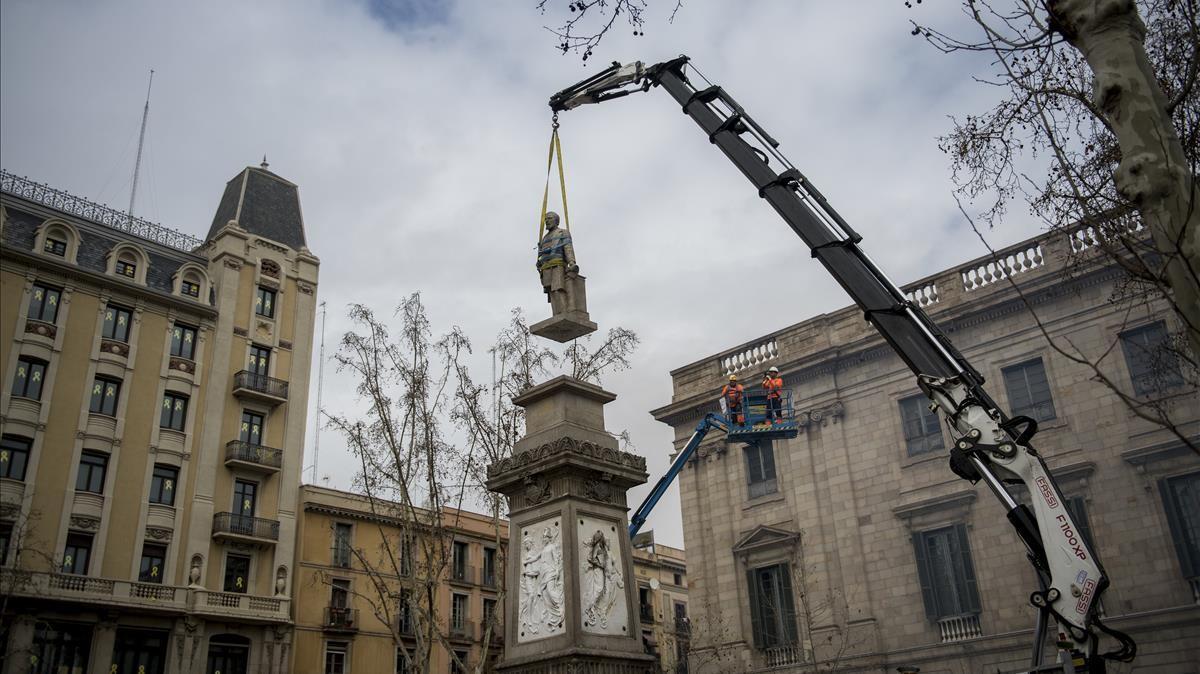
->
[207, 167, 307, 250]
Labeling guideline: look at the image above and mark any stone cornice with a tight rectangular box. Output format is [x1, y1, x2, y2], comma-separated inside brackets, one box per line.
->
[512, 375, 617, 408]
[892, 489, 977, 526]
[486, 435, 647, 481]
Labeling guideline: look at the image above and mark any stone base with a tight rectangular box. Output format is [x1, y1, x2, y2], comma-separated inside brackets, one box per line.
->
[531, 311, 598, 343]
[495, 647, 657, 674]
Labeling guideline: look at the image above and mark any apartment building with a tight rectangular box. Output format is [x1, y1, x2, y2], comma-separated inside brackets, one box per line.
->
[294, 485, 507, 674]
[631, 532, 689, 673]
[651, 225, 1199, 672]
[0, 166, 319, 674]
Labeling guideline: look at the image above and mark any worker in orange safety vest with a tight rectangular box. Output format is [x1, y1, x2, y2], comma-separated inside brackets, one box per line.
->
[721, 375, 745, 426]
[763, 366, 784, 424]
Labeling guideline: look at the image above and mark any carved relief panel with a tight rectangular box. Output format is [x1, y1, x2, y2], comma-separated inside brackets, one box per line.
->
[517, 516, 565, 643]
[578, 515, 628, 636]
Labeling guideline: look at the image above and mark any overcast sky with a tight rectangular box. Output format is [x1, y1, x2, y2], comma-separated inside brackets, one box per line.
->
[1, 1, 1038, 548]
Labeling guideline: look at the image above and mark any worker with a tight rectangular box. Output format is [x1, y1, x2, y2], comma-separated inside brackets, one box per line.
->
[537, 211, 580, 316]
[721, 375, 745, 426]
[763, 366, 783, 424]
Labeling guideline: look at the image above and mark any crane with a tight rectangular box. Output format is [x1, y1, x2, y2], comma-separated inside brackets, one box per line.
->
[550, 56, 1136, 674]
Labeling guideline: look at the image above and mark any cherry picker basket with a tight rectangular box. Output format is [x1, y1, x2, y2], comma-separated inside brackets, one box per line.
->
[726, 389, 799, 443]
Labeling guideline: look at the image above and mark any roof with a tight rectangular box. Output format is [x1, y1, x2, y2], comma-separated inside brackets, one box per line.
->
[207, 166, 306, 249]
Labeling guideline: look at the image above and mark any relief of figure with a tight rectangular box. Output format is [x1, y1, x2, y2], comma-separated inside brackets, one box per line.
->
[581, 529, 624, 628]
[519, 525, 565, 637]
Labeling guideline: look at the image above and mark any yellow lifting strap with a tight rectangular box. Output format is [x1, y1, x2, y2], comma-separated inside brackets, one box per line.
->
[537, 126, 570, 242]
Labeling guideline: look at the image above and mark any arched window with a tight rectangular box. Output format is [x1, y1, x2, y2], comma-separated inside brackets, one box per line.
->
[34, 220, 81, 263]
[172, 264, 210, 303]
[106, 244, 149, 285]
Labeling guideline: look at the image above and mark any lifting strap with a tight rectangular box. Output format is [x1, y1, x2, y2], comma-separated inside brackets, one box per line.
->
[537, 126, 571, 242]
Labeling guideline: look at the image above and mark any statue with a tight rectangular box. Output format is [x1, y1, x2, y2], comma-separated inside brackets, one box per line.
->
[532, 211, 596, 342]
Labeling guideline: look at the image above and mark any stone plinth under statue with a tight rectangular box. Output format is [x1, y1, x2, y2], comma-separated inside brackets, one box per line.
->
[486, 375, 656, 674]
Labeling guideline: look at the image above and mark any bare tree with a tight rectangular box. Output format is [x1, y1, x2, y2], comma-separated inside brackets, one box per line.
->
[672, 596, 748, 674]
[535, 0, 682, 59]
[788, 540, 865, 674]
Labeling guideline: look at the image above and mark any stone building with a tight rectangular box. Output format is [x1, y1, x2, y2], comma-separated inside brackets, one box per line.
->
[0, 166, 319, 674]
[650, 226, 1199, 673]
[631, 532, 690, 673]
[292, 485, 507, 674]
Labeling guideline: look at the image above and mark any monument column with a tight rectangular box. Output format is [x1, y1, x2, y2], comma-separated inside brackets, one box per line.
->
[487, 375, 656, 673]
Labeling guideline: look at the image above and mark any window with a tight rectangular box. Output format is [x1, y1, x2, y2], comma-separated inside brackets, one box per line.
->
[170, 323, 197, 360]
[28, 283, 62, 323]
[639, 586, 653, 621]
[0, 436, 32, 481]
[1002, 358, 1056, 422]
[451, 593, 468, 630]
[452, 540, 469, 581]
[673, 572, 683, 587]
[149, 465, 177, 505]
[396, 647, 412, 674]
[224, 553, 250, 593]
[744, 441, 777, 498]
[44, 237, 67, 256]
[234, 480, 258, 517]
[139, 543, 167, 584]
[483, 546, 497, 587]
[62, 532, 93, 575]
[451, 650, 468, 674]
[1160, 472, 1200, 582]
[331, 578, 351, 608]
[1120, 321, 1184, 396]
[30, 623, 92, 674]
[241, 410, 264, 445]
[0, 521, 12, 565]
[674, 601, 688, 628]
[116, 258, 137, 278]
[101, 305, 133, 343]
[900, 394, 943, 456]
[399, 536, 413, 577]
[747, 563, 798, 649]
[112, 628, 167, 674]
[181, 278, 201, 298]
[397, 589, 414, 635]
[333, 523, 353, 568]
[75, 452, 108, 493]
[255, 286, 276, 318]
[160, 392, 189, 431]
[11, 356, 47, 400]
[912, 524, 981, 620]
[483, 597, 498, 627]
[1064, 497, 1097, 554]
[248, 345, 271, 376]
[89, 377, 121, 416]
[324, 641, 347, 674]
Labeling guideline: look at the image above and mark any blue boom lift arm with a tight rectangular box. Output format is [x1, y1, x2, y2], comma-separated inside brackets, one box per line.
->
[549, 57, 1136, 672]
[628, 412, 728, 538]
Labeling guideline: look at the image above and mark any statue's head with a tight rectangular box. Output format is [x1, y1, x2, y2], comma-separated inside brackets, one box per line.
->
[543, 527, 555, 543]
[544, 211, 560, 230]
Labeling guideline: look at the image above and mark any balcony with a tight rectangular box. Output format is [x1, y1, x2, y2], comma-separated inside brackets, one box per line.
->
[449, 564, 475, 587]
[324, 607, 359, 634]
[481, 568, 498, 589]
[449, 620, 475, 642]
[483, 619, 503, 644]
[211, 512, 279, 546]
[396, 613, 416, 638]
[937, 613, 983, 643]
[232, 371, 288, 406]
[189, 589, 290, 623]
[639, 605, 655, 624]
[0, 569, 187, 615]
[761, 645, 807, 668]
[224, 441, 283, 474]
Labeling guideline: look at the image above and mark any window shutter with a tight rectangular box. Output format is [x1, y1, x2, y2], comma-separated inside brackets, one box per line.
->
[747, 569, 763, 648]
[911, 533, 938, 620]
[761, 443, 777, 481]
[1159, 478, 1200, 578]
[1065, 497, 1097, 555]
[953, 524, 981, 613]
[777, 563, 800, 645]
[746, 447, 762, 484]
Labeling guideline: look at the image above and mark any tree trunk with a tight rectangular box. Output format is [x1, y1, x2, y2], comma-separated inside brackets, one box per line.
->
[1050, 0, 1200, 357]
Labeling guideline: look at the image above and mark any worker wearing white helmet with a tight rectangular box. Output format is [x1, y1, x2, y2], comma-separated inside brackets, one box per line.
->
[763, 366, 784, 425]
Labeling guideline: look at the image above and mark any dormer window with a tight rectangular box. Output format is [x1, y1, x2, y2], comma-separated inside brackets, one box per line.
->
[44, 238, 67, 256]
[172, 265, 209, 303]
[181, 279, 201, 298]
[116, 258, 137, 278]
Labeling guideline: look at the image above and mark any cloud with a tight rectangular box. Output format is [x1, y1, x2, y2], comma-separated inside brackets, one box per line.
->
[1, 0, 1037, 547]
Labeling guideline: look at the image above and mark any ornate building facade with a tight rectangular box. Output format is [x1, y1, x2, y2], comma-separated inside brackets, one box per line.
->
[292, 485, 507, 674]
[651, 226, 1199, 673]
[631, 532, 690, 673]
[0, 167, 319, 674]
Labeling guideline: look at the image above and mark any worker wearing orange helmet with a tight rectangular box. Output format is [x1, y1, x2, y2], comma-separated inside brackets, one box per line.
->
[763, 366, 784, 424]
[721, 375, 745, 426]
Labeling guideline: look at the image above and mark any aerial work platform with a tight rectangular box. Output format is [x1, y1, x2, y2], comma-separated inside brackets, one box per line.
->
[724, 391, 800, 443]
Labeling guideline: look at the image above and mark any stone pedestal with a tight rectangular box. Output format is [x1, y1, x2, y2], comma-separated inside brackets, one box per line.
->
[487, 376, 656, 673]
[532, 274, 597, 343]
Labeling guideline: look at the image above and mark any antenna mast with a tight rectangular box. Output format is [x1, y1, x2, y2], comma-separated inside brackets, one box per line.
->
[311, 301, 328, 483]
[128, 69, 154, 220]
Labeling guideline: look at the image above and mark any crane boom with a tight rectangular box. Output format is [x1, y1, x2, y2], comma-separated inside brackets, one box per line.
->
[629, 412, 728, 538]
[550, 56, 1135, 671]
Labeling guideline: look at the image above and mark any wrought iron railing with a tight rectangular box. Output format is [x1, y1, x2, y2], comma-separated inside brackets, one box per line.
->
[450, 564, 475, 585]
[324, 606, 359, 630]
[224, 440, 283, 469]
[449, 620, 475, 640]
[212, 512, 280, 540]
[233, 371, 289, 400]
[0, 170, 204, 252]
